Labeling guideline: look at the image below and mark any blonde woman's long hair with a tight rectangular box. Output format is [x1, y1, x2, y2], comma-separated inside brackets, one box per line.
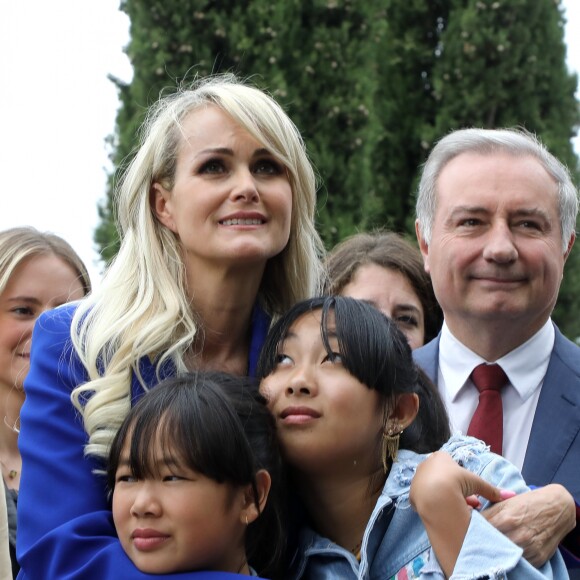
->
[71, 75, 325, 460]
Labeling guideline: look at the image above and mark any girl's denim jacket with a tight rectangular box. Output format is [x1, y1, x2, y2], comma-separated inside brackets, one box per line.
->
[290, 435, 568, 579]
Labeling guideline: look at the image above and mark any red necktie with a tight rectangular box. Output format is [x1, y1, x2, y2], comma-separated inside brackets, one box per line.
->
[467, 363, 508, 455]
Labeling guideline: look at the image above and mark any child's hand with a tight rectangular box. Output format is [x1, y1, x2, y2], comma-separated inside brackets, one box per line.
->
[409, 451, 516, 578]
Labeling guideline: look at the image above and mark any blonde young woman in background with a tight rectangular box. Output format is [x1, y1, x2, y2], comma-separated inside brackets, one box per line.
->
[0, 227, 90, 578]
[17, 75, 324, 579]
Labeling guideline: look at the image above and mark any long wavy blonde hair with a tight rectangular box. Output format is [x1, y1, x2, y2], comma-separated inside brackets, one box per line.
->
[71, 75, 325, 460]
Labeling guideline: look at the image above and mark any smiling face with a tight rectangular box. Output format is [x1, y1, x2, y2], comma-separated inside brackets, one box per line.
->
[0, 254, 85, 390]
[341, 263, 426, 350]
[259, 310, 383, 476]
[112, 438, 248, 574]
[153, 105, 293, 277]
[418, 152, 573, 350]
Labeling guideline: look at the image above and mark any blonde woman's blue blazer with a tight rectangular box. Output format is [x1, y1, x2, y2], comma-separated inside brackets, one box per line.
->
[16, 302, 270, 580]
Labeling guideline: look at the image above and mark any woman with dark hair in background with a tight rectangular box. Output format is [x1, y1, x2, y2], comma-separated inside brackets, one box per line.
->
[325, 231, 442, 349]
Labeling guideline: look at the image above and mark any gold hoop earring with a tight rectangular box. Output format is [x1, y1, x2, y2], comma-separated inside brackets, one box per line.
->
[382, 421, 403, 473]
[245, 514, 249, 526]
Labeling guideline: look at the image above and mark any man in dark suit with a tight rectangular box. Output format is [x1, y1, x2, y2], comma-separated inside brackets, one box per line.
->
[413, 128, 579, 572]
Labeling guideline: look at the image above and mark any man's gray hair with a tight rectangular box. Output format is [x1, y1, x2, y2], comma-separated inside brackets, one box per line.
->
[416, 128, 578, 251]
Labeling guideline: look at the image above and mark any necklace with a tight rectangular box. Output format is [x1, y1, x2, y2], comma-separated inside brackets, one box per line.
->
[350, 539, 363, 561]
[0, 458, 18, 480]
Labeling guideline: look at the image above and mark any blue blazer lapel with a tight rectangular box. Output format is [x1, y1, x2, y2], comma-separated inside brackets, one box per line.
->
[522, 325, 580, 493]
[413, 335, 441, 385]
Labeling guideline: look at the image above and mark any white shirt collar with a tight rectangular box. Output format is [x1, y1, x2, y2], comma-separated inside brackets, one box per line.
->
[439, 319, 554, 402]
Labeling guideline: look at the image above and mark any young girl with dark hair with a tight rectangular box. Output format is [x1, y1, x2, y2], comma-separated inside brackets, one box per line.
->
[257, 296, 568, 579]
[107, 371, 286, 578]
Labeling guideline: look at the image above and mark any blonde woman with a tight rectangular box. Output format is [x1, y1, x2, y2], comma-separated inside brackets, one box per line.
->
[18, 75, 324, 579]
[0, 227, 90, 578]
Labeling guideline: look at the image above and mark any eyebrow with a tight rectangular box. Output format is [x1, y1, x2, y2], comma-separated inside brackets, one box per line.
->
[447, 205, 551, 222]
[196, 147, 272, 158]
[511, 208, 552, 223]
[361, 298, 418, 311]
[116, 457, 131, 469]
[116, 455, 184, 469]
[282, 330, 298, 342]
[280, 327, 336, 343]
[446, 206, 487, 222]
[361, 299, 421, 316]
[393, 304, 422, 314]
[6, 296, 42, 305]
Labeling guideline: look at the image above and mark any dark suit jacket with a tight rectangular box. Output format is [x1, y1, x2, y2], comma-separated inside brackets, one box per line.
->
[415, 323, 580, 576]
[414, 324, 580, 501]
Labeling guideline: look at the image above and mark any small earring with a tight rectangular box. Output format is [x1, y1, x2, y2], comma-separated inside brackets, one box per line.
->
[382, 421, 403, 473]
[245, 514, 249, 526]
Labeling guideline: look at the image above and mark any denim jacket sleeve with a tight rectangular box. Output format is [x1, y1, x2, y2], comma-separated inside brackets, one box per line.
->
[421, 437, 569, 579]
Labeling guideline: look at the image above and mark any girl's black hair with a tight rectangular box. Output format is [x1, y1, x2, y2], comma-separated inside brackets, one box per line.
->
[257, 296, 450, 454]
[107, 371, 286, 577]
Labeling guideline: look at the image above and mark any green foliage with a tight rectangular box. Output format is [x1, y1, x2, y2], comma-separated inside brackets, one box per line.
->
[428, 0, 579, 168]
[96, 0, 580, 337]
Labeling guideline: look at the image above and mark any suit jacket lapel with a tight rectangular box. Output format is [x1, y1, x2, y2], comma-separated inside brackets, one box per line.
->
[522, 326, 580, 485]
[413, 335, 441, 385]
[416, 328, 580, 488]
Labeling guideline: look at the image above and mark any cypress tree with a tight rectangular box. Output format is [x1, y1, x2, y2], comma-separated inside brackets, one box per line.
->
[95, 0, 580, 337]
[425, 0, 580, 338]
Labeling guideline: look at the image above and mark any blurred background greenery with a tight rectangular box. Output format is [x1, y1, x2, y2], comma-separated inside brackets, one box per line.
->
[96, 0, 580, 338]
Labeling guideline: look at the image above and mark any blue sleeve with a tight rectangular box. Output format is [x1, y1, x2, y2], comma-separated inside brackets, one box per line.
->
[248, 303, 270, 377]
[17, 304, 248, 580]
[449, 449, 569, 579]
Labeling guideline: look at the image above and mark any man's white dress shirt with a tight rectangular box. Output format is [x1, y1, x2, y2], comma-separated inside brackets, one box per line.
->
[438, 319, 554, 470]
